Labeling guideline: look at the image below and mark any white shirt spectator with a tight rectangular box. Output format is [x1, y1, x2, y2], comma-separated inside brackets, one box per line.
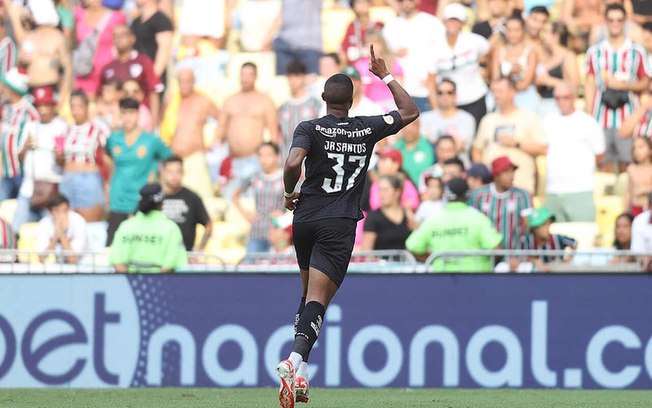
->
[415, 200, 445, 223]
[544, 111, 606, 194]
[420, 108, 475, 165]
[631, 210, 652, 253]
[36, 210, 87, 254]
[383, 12, 444, 98]
[19, 117, 67, 198]
[427, 32, 489, 105]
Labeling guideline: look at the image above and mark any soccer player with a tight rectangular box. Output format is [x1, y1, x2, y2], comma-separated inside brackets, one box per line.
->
[277, 44, 419, 407]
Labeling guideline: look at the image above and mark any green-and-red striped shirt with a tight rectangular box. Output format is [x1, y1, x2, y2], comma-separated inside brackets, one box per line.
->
[0, 97, 40, 178]
[519, 233, 577, 263]
[278, 96, 322, 158]
[634, 109, 652, 138]
[585, 39, 651, 129]
[468, 183, 533, 250]
[243, 170, 284, 240]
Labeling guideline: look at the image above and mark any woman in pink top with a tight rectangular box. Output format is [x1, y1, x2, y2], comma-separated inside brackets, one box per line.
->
[73, 0, 126, 98]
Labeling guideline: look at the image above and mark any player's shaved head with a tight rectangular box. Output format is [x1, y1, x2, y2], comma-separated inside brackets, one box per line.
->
[322, 74, 354, 109]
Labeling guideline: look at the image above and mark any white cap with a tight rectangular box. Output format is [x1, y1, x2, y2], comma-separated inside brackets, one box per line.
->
[443, 2, 467, 22]
[1, 68, 29, 96]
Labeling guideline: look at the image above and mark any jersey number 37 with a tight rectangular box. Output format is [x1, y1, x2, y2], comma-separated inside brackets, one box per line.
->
[322, 153, 367, 193]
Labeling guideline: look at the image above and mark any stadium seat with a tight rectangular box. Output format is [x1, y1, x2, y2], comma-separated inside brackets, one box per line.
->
[549, 222, 599, 250]
[203, 197, 228, 222]
[261, 75, 291, 107]
[369, 6, 397, 23]
[17, 222, 41, 264]
[593, 172, 617, 198]
[0, 199, 17, 225]
[595, 195, 625, 248]
[535, 156, 546, 198]
[224, 197, 255, 224]
[321, 6, 354, 53]
[533, 195, 545, 209]
[614, 171, 629, 197]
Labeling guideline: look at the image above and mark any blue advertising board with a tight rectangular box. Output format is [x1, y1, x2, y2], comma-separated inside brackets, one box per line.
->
[1, 274, 651, 389]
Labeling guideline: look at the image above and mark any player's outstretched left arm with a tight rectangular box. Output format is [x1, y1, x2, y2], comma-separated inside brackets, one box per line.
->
[368, 44, 419, 128]
[283, 147, 307, 211]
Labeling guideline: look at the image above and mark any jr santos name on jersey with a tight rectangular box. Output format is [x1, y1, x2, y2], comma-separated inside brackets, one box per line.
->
[323, 140, 367, 154]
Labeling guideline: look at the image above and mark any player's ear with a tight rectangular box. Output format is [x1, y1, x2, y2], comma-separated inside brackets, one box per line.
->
[321, 92, 326, 102]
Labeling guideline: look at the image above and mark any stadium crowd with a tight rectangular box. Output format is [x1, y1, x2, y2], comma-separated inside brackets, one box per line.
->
[0, 0, 651, 272]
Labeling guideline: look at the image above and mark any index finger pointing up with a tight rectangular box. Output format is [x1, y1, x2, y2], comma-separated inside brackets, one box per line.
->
[369, 44, 375, 60]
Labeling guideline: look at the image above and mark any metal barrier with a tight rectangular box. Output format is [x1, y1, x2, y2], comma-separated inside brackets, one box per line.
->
[0, 248, 647, 273]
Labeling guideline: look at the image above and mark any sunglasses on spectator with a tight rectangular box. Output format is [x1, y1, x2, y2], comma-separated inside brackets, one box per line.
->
[437, 90, 455, 96]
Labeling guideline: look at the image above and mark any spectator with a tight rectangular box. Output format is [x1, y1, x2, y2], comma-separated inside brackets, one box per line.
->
[560, 0, 603, 52]
[393, 118, 434, 187]
[131, 0, 173, 80]
[342, 66, 384, 117]
[382, 0, 444, 112]
[415, 174, 445, 223]
[99, 25, 162, 124]
[216, 62, 279, 199]
[631, 192, 652, 271]
[178, 0, 232, 52]
[10, 0, 71, 100]
[427, 3, 490, 127]
[472, 0, 510, 41]
[73, 0, 127, 99]
[160, 68, 219, 200]
[525, 6, 549, 50]
[491, 12, 539, 112]
[619, 84, 652, 139]
[15, 85, 67, 231]
[535, 21, 581, 117]
[267, 0, 322, 75]
[442, 157, 466, 182]
[109, 183, 187, 272]
[0, 12, 17, 74]
[512, 207, 577, 272]
[472, 77, 547, 194]
[36, 194, 86, 264]
[625, 137, 652, 216]
[585, 3, 651, 173]
[468, 156, 533, 250]
[418, 135, 459, 191]
[232, 142, 284, 253]
[120, 78, 154, 132]
[104, 98, 171, 245]
[361, 175, 414, 250]
[55, 0, 75, 50]
[160, 156, 212, 252]
[420, 79, 476, 165]
[642, 22, 652, 66]
[353, 28, 404, 112]
[268, 212, 295, 255]
[94, 78, 122, 130]
[611, 212, 635, 264]
[544, 82, 605, 222]
[406, 177, 503, 272]
[278, 61, 322, 158]
[368, 148, 420, 211]
[466, 163, 493, 191]
[342, 0, 384, 64]
[0, 218, 17, 263]
[589, 0, 642, 46]
[59, 89, 109, 223]
[0, 68, 39, 202]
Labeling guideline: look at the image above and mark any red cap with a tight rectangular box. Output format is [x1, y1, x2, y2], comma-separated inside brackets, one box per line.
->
[491, 155, 518, 176]
[31, 86, 57, 106]
[378, 148, 403, 168]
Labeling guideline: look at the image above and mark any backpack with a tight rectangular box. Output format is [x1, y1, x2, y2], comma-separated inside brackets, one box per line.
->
[72, 11, 112, 77]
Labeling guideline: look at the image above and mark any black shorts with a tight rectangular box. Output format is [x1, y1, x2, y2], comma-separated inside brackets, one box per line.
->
[293, 217, 357, 287]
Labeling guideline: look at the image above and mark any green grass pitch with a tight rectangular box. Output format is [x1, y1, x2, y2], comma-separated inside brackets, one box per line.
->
[2, 388, 652, 408]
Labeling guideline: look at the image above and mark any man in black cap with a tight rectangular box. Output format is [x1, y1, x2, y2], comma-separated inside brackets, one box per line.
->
[406, 177, 502, 272]
[109, 183, 187, 273]
[466, 163, 492, 191]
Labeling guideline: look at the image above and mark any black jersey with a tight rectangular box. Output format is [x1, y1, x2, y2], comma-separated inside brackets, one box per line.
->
[291, 110, 403, 222]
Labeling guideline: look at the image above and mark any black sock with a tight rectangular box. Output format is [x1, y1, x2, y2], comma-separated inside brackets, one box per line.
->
[294, 296, 306, 335]
[293, 301, 325, 362]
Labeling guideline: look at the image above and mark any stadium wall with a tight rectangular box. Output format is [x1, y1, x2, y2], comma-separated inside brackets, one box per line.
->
[0, 274, 651, 389]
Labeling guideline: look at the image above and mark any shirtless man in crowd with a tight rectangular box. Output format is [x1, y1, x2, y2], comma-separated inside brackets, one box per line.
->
[7, 0, 71, 100]
[216, 62, 279, 197]
[166, 68, 220, 200]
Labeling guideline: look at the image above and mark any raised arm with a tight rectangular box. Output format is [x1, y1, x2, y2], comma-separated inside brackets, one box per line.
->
[368, 44, 419, 127]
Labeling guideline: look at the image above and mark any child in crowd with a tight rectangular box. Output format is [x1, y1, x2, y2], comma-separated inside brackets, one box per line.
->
[415, 175, 444, 224]
[625, 137, 652, 217]
[94, 78, 122, 130]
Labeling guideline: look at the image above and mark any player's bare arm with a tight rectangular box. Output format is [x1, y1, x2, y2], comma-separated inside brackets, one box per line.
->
[368, 44, 419, 127]
[283, 147, 307, 211]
